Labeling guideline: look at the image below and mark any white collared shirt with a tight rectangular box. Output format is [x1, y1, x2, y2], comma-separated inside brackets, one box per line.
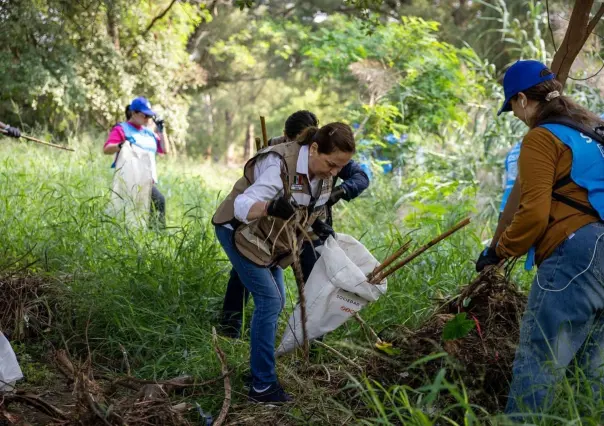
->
[233, 145, 323, 223]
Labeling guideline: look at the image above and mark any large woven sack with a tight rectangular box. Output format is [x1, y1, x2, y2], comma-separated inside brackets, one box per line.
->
[277, 233, 387, 355]
[108, 143, 154, 228]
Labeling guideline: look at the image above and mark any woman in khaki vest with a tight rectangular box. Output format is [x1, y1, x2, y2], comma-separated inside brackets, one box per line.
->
[213, 122, 356, 403]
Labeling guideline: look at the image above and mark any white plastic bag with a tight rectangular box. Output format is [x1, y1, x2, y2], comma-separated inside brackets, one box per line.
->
[277, 233, 387, 355]
[0, 332, 23, 392]
[108, 142, 154, 228]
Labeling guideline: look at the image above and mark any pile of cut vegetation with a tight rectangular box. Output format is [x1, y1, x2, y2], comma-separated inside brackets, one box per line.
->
[368, 268, 527, 413]
[1, 349, 205, 425]
[0, 271, 59, 340]
[0, 271, 220, 425]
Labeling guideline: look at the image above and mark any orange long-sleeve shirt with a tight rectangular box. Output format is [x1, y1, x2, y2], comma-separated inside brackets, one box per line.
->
[496, 127, 598, 265]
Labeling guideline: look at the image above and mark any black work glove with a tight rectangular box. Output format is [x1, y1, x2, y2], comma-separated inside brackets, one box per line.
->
[326, 186, 346, 207]
[475, 247, 501, 273]
[4, 126, 21, 138]
[266, 196, 297, 220]
[153, 118, 165, 132]
[311, 219, 335, 242]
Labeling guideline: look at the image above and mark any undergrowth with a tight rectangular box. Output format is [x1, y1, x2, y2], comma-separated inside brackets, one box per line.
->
[2, 133, 599, 425]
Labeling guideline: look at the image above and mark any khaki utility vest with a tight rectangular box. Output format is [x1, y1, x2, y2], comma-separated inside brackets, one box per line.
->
[270, 135, 329, 228]
[268, 135, 288, 146]
[213, 142, 332, 268]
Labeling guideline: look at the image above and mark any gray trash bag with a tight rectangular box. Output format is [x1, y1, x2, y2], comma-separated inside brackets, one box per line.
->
[0, 332, 23, 392]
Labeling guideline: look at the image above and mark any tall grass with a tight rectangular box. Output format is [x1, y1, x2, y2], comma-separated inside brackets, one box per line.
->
[0, 132, 597, 424]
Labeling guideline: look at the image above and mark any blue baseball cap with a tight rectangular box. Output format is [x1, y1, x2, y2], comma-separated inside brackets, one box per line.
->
[498, 60, 555, 115]
[129, 97, 156, 117]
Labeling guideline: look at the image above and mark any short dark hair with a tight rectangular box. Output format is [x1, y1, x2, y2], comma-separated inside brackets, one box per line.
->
[125, 105, 133, 120]
[284, 110, 318, 140]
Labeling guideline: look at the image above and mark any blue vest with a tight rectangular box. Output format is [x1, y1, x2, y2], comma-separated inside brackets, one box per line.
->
[119, 122, 158, 153]
[540, 123, 604, 220]
[111, 122, 158, 168]
[523, 123, 604, 271]
[500, 141, 522, 212]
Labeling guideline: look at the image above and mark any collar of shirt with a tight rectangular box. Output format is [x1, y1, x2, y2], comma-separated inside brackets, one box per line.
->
[126, 121, 143, 130]
[296, 144, 324, 198]
[296, 144, 310, 177]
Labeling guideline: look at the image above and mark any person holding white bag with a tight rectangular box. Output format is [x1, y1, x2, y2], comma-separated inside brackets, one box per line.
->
[104, 97, 169, 228]
[212, 122, 356, 403]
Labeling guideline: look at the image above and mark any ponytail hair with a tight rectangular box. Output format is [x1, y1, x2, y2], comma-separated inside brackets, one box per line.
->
[516, 68, 603, 128]
[297, 122, 356, 154]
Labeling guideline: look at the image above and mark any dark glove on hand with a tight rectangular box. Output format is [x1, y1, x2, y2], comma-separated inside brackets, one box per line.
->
[4, 126, 21, 138]
[326, 186, 346, 207]
[475, 247, 501, 273]
[311, 219, 335, 241]
[153, 118, 165, 132]
[266, 196, 297, 220]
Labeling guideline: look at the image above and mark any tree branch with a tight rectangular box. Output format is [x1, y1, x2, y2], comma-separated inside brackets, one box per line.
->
[550, 0, 595, 87]
[127, 0, 178, 56]
[586, 3, 604, 35]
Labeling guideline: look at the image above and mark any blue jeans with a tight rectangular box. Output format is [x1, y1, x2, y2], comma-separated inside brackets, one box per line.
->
[215, 225, 286, 388]
[506, 222, 604, 415]
[220, 239, 321, 336]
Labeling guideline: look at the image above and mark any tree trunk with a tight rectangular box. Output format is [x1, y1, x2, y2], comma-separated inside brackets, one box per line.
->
[225, 109, 235, 164]
[106, 0, 120, 51]
[204, 94, 214, 136]
[202, 93, 214, 161]
[551, 0, 604, 87]
[244, 121, 254, 160]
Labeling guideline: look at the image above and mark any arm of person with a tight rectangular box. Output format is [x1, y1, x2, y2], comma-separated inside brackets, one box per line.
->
[495, 129, 557, 258]
[104, 126, 125, 155]
[156, 129, 169, 154]
[489, 180, 521, 249]
[234, 153, 284, 223]
[336, 159, 370, 201]
[0, 121, 21, 138]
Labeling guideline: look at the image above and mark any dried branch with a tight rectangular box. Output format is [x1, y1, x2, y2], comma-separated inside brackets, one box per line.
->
[288, 216, 312, 361]
[371, 218, 471, 283]
[212, 327, 231, 426]
[119, 344, 131, 376]
[312, 340, 363, 372]
[367, 240, 412, 282]
[354, 313, 382, 345]
[1, 392, 69, 421]
[457, 260, 506, 304]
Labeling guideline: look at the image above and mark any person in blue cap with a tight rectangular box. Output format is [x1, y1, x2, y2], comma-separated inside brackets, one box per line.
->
[476, 60, 604, 416]
[104, 97, 169, 228]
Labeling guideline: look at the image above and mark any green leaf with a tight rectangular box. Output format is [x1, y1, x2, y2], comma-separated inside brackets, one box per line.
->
[442, 312, 475, 341]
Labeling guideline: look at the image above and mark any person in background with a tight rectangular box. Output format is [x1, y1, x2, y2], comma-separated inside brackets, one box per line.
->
[0, 122, 21, 139]
[104, 97, 169, 228]
[213, 122, 356, 403]
[219, 110, 369, 339]
[499, 140, 522, 216]
[476, 60, 604, 416]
